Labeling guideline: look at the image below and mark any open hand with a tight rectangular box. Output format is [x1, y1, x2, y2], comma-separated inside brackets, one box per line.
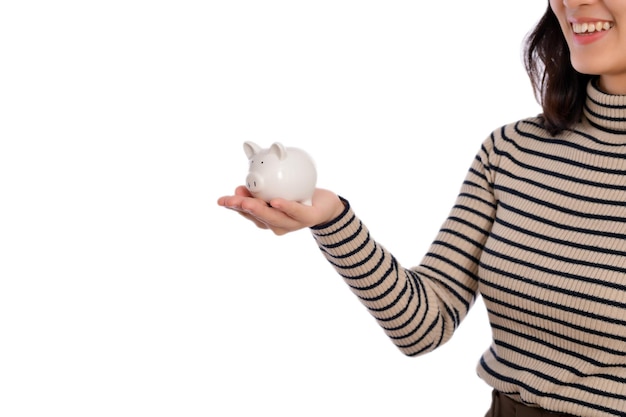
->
[217, 186, 345, 235]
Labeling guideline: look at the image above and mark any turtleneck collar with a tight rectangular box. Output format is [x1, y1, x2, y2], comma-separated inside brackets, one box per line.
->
[583, 79, 626, 135]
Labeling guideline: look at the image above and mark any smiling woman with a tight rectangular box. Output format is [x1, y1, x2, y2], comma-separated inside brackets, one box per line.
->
[218, 1, 626, 417]
[549, 0, 626, 93]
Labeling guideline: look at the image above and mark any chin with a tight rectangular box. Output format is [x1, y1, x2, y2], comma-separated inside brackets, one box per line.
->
[570, 61, 601, 77]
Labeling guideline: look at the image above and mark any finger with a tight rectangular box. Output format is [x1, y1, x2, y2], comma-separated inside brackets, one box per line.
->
[218, 192, 265, 210]
[234, 185, 252, 197]
[220, 202, 271, 230]
[217, 186, 252, 207]
[229, 205, 293, 234]
[217, 194, 244, 208]
[241, 198, 306, 229]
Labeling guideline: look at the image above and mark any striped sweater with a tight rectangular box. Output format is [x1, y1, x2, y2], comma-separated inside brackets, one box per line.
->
[310, 80, 626, 417]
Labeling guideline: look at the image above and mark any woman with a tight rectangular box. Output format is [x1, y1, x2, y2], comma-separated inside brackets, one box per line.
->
[218, 1, 626, 416]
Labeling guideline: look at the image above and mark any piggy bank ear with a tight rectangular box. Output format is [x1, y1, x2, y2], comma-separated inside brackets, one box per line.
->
[269, 142, 287, 160]
[243, 141, 262, 159]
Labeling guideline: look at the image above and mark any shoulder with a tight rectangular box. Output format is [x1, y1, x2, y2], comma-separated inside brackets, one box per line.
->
[484, 114, 553, 152]
[492, 114, 549, 143]
[474, 114, 552, 171]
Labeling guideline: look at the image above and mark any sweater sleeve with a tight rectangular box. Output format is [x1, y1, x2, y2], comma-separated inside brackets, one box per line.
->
[310, 135, 499, 356]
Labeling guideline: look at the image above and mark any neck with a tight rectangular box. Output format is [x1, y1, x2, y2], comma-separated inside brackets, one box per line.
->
[597, 74, 626, 95]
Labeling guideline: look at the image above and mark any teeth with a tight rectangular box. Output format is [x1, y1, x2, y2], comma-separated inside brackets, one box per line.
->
[572, 21, 612, 34]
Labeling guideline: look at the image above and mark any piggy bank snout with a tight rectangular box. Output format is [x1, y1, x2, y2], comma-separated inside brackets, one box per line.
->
[245, 172, 263, 192]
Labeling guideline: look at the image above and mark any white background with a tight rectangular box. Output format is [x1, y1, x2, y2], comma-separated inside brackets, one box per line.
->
[1, 1, 545, 416]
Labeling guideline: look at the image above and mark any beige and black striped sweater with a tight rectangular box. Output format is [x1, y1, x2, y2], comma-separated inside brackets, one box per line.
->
[310, 80, 626, 417]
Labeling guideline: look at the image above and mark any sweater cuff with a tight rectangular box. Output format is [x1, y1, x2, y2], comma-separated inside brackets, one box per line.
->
[310, 195, 350, 231]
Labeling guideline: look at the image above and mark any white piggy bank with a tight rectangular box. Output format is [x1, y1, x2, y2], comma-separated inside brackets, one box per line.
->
[243, 141, 317, 205]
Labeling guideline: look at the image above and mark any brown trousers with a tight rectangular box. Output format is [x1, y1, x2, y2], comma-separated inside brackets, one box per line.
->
[485, 391, 578, 417]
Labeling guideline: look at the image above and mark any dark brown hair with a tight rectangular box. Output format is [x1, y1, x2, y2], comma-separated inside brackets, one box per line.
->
[523, 3, 593, 135]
